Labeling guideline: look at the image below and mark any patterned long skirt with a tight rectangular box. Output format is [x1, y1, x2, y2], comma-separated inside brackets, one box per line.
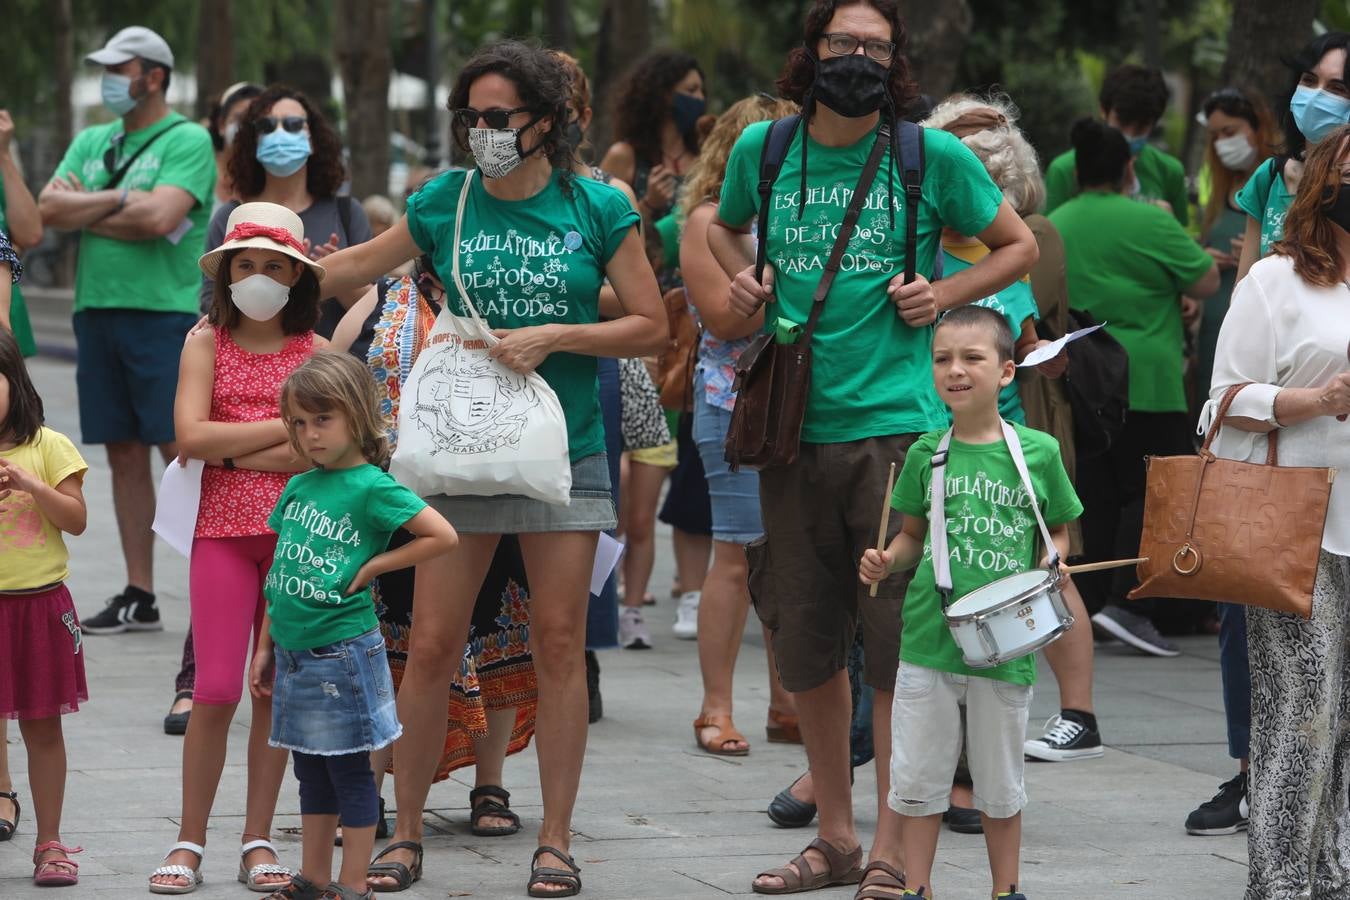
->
[375, 531, 538, 781]
[1247, 550, 1350, 900]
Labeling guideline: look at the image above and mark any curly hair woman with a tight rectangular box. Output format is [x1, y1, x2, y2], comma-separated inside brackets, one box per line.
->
[600, 50, 706, 222]
[202, 85, 373, 337]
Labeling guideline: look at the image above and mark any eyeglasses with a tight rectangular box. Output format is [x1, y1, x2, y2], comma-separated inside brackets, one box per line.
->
[821, 32, 896, 63]
[452, 106, 531, 130]
[255, 115, 308, 135]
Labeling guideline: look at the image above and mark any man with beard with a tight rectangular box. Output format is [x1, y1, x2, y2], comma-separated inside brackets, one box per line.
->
[707, 2, 1038, 895]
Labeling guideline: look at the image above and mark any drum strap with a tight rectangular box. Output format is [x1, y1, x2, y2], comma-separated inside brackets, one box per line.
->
[930, 421, 1061, 604]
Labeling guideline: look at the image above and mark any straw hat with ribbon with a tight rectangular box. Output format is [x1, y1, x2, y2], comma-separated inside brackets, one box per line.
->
[198, 202, 326, 282]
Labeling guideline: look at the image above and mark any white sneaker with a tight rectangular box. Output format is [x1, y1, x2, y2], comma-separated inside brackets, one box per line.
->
[673, 591, 700, 640]
[619, 606, 653, 649]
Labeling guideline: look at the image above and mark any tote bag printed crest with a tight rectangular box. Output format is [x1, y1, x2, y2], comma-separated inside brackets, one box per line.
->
[390, 171, 572, 504]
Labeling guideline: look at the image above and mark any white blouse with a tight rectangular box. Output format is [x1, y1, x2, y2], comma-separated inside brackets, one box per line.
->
[1200, 254, 1350, 554]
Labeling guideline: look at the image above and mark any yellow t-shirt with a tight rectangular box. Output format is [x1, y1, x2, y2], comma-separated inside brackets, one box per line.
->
[0, 427, 87, 591]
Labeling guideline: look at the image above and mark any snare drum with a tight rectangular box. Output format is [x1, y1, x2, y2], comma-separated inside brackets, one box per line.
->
[943, 569, 1073, 668]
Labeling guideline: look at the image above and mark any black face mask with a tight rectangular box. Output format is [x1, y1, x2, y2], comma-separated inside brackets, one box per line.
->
[810, 54, 890, 118]
[1325, 185, 1350, 233]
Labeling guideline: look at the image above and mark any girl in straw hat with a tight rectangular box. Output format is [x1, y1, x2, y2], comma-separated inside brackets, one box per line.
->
[149, 202, 324, 895]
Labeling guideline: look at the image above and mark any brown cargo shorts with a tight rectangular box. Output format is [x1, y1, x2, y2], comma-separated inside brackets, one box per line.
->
[747, 434, 920, 694]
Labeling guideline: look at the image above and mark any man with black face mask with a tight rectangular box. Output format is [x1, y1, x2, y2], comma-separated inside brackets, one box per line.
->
[707, 1, 1038, 896]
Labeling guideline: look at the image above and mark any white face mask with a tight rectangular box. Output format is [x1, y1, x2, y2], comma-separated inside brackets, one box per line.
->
[229, 273, 291, 321]
[1214, 133, 1257, 171]
[468, 127, 528, 179]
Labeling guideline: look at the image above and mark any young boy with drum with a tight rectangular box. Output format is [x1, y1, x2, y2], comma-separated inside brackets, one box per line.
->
[859, 305, 1083, 900]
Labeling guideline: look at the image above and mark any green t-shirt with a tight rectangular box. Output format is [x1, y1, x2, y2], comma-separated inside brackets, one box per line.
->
[893, 425, 1083, 685]
[51, 113, 216, 314]
[406, 169, 640, 463]
[717, 120, 1003, 442]
[1048, 191, 1213, 413]
[265, 463, 427, 650]
[1235, 157, 1293, 258]
[0, 171, 35, 357]
[940, 245, 1037, 424]
[1043, 144, 1190, 227]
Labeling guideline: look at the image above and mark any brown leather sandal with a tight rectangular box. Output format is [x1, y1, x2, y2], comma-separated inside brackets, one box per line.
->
[751, 837, 864, 894]
[766, 709, 802, 744]
[854, 860, 907, 899]
[694, 714, 750, 756]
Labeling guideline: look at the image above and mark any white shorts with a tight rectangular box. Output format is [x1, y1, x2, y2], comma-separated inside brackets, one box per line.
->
[888, 661, 1032, 820]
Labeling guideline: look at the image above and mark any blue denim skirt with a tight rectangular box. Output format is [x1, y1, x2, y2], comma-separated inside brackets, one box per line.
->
[270, 628, 402, 755]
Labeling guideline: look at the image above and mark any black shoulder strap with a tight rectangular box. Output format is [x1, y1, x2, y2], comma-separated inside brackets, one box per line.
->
[754, 115, 803, 282]
[896, 119, 926, 285]
[337, 196, 353, 242]
[106, 119, 187, 190]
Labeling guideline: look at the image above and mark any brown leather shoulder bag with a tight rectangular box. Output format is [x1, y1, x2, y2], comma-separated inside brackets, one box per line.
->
[1130, 383, 1336, 617]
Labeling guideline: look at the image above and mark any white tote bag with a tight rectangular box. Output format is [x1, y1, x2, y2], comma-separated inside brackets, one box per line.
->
[389, 171, 572, 504]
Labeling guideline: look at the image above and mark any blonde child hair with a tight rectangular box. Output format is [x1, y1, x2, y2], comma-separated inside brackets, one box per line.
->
[280, 351, 390, 467]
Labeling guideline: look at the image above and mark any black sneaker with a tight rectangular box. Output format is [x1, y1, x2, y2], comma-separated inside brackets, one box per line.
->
[82, 588, 162, 634]
[942, 805, 983, 834]
[1185, 772, 1249, 835]
[1024, 713, 1104, 761]
[1090, 605, 1180, 657]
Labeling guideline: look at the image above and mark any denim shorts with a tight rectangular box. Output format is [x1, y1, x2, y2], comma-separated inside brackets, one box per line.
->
[691, 375, 763, 545]
[270, 628, 402, 755]
[425, 452, 617, 534]
[74, 309, 197, 445]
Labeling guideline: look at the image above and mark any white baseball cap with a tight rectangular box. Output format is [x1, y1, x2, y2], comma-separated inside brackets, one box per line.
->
[86, 26, 175, 70]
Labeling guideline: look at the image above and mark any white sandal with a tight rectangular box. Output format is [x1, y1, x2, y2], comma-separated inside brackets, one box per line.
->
[148, 841, 205, 895]
[237, 839, 292, 892]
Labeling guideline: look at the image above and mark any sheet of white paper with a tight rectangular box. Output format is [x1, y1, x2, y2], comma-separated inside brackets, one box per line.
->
[1017, 323, 1105, 368]
[590, 533, 626, 595]
[151, 458, 204, 558]
[164, 217, 193, 246]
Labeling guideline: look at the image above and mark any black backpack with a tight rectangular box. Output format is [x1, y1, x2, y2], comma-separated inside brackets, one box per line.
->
[1041, 308, 1129, 458]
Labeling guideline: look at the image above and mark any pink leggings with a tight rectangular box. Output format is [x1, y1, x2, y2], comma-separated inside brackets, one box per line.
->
[189, 534, 278, 705]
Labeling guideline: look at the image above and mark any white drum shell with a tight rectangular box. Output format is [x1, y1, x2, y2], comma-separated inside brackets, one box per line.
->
[943, 570, 1073, 668]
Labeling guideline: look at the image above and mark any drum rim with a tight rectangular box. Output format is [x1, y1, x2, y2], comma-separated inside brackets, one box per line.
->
[944, 569, 1061, 624]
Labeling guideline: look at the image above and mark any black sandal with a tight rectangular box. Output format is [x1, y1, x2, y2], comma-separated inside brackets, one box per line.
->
[527, 846, 580, 898]
[470, 785, 522, 837]
[366, 841, 422, 893]
[767, 775, 816, 829]
[0, 790, 18, 842]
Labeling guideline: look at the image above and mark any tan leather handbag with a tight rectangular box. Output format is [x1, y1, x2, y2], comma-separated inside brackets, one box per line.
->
[656, 287, 700, 412]
[1130, 383, 1336, 618]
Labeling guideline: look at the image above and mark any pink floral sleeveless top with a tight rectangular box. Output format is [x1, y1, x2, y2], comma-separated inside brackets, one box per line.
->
[195, 327, 315, 539]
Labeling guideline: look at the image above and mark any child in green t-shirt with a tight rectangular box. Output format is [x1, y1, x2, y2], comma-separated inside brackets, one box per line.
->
[859, 306, 1083, 900]
[249, 352, 457, 899]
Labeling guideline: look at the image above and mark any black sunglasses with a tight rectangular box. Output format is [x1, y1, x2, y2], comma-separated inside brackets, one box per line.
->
[452, 106, 531, 130]
[255, 115, 308, 135]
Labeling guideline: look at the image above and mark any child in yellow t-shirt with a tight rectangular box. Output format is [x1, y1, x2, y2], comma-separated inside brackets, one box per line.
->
[0, 328, 90, 886]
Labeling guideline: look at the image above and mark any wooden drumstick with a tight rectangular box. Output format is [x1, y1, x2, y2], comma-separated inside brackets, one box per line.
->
[1062, 557, 1148, 575]
[869, 461, 898, 598]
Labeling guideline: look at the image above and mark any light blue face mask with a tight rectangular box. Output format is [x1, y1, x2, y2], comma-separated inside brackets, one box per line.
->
[1126, 134, 1149, 157]
[1290, 85, 1350, 144]
[101, 73, 138, 117]
[256, 130, 312, 177]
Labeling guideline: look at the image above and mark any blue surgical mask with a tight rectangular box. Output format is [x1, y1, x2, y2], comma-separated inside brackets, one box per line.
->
[1126, 134, 1148, 157]
[101, 73, 138, 117]
[1290, 85, 1350, 144]
[256, 130, 312, 177]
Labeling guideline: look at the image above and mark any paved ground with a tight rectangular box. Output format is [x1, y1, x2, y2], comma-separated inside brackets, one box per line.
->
[1, 355, 1249, 898]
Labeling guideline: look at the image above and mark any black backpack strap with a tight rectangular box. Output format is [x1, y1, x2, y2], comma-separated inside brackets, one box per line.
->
[754, 115, 802, 283]
[896, 120, 925, 285]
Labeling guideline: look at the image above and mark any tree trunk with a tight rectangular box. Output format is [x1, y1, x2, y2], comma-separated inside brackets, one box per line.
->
[1222, 0, 1318, 109]
[54, 0, 75, 287]
[902, 0, 973, 102]
[194, 0, 233, 120]
[545, 0, 574, 54]
[590, 0, 651, 157]
[335, 0, 393, 200]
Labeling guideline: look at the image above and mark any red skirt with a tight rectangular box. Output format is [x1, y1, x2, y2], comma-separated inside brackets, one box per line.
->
[0, 584, 88, 719]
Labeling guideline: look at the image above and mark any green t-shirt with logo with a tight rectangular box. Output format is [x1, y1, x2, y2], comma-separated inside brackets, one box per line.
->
[1043, 144, 1189, 227]
[0, 171, 35, 356]
[1235, 157, 1293, 258]
[1048, 190, 1213, 413]
[405, 168, 640, 463]
[717, 120, 1003, 442]
[940, 245, 1037, 424]
[265, 463, 427, 650]
[51, 112, 216, 314]
[893, 425, 1082, 686]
